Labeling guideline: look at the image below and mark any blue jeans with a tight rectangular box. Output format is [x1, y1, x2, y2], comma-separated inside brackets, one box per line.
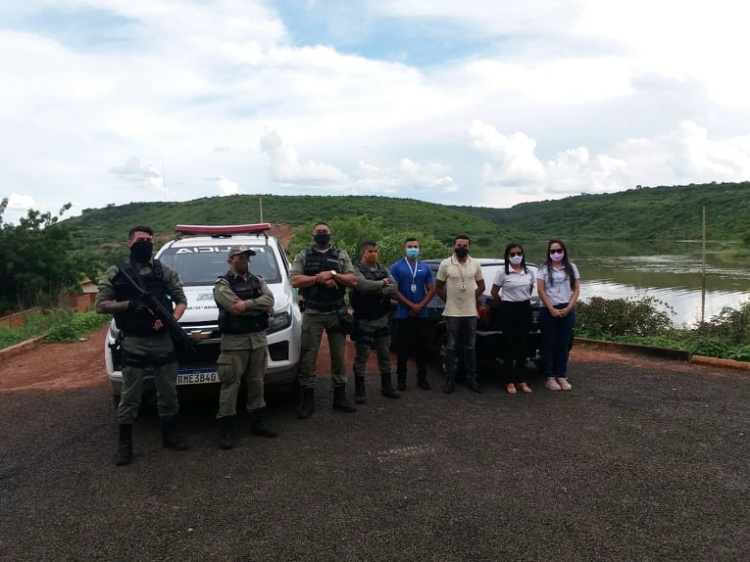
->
[539, 306, 576, 379]
[445, 316, 478, 381]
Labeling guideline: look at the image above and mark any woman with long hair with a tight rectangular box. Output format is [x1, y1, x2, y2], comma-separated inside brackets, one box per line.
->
[536, 239, 580, 391]
[491, 242, 534, 394]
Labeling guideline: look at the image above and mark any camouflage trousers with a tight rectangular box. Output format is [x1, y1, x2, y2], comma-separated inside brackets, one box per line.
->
[298, 311, 348, 389]
[216, 345, 268, 418]
[353, 315, 391, 377]
[118, 332, 178, 425]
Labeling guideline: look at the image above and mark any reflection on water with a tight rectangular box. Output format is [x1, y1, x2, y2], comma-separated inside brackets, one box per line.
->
[571, 242, 750, 326]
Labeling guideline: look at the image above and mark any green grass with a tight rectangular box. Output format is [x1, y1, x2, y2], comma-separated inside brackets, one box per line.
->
[0, 310, 111, 350]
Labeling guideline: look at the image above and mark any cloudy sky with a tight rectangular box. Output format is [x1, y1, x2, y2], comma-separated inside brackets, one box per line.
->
[1, 0, 748, 224]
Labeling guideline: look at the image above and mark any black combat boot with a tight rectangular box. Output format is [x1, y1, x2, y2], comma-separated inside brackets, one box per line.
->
[354, 376, 367, 404]
[250, 408, 278, 438]
[443, 375, 455, 394]
[332, 385, 357, 413]
[396, 373, 407, 391]
[298, 387, 315, 420]
[466, 377, 484, 394]
[161, 419, 188, 451]
[219, 416, 236, 450]
[380, 373, 400, 399]
[115, 424, 134, 466]
[417, 372, 431, 391]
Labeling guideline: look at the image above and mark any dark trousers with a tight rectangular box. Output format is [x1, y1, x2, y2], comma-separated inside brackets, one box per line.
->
[395, 317, 428, 377]
[539, 305, 576, 379]
[499, 300, 532, 384]
[445, 316, 478, 382]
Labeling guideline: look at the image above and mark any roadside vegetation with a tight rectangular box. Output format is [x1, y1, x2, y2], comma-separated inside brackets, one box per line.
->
[0, 310, 111, 350]
[576, 296, 750, 361]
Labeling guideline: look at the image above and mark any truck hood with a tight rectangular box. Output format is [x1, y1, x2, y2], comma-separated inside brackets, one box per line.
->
[181, 283, 293, 323]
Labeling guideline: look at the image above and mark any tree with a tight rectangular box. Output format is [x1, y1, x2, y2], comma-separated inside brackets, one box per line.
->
[0, 198, 82, 310]
[287, 215, 450, 266]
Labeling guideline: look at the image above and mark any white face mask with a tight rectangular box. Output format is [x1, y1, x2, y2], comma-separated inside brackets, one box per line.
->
[509, 255, 523, 265]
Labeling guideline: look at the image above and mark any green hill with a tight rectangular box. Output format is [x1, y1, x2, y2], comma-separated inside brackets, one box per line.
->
[68, 195, 520, 254]
[454, 181, 750, 241]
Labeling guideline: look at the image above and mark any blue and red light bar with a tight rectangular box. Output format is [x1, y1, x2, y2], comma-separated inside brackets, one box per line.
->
[175, 223, 271, 236]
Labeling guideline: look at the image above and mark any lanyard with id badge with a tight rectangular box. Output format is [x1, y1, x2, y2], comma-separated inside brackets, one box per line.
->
[406, 258, 419, 294]
[456, 258, 468, 293]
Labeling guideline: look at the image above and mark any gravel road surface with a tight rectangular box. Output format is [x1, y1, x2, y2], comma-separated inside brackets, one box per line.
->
[0, 328, 748, 561]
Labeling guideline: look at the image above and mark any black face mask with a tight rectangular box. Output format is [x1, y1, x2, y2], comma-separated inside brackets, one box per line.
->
[130, 240, 153, 263]
[455, 247, 469, 259]
[314, 233, 331, 246]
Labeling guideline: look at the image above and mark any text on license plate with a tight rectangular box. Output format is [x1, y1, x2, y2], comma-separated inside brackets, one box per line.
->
[176, 369, 219, 385]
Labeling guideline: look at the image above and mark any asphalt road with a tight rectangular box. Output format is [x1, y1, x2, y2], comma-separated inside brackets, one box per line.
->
[1, 344, 749, 561]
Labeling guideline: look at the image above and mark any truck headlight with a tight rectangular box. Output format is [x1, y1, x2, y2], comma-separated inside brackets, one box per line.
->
[267, 308, 292, 334]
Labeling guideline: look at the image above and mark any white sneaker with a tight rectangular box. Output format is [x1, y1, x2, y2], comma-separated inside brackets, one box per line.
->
[557, 378, 572, 391]
[545, 378, 562, 391]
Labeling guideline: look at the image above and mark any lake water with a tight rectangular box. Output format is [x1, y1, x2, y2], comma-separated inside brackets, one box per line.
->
[526, 241, 750, 327]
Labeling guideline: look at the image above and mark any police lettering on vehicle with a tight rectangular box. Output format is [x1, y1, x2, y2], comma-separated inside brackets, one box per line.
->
[174, 247, 266, 254]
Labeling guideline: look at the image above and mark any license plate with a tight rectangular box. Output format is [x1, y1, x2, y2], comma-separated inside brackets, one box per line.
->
[176, 368, 219, 385]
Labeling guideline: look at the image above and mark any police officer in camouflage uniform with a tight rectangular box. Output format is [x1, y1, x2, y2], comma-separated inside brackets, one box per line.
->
[96, 225, 188, 466]
[350, 241, 400, 404]
[214, 245, 277, 450]
[290, 222, 358, 419]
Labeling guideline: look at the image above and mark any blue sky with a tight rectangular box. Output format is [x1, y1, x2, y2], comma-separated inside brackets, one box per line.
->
[1, 0, 748, 225]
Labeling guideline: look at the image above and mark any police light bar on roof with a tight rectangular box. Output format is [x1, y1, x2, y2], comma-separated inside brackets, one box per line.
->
[175, 223, 271, 236]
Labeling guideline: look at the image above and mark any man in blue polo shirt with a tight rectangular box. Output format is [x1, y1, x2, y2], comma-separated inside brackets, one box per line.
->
[390, 238, 436, 391]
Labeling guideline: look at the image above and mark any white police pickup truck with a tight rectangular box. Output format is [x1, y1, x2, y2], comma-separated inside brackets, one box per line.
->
[104, 223, 302, 405]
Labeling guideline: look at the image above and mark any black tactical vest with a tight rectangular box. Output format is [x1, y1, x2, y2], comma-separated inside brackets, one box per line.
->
[112, 260, 172, 336]
[300, 247, 346, 312]
[350, 263, 392, 320]
[216, 272, 270, 334]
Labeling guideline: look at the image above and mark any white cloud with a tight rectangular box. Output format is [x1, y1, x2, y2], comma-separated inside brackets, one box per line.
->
[617, 121, 750, 186]
[212, 176, 242, 196]
[110, 157, 164, 192]
[353, 159, 459, 194]
[259, 129, 349, 187]
[1, 0, 749, 218]
[469, 120, 546, 189]
[5, 193, 38, 211]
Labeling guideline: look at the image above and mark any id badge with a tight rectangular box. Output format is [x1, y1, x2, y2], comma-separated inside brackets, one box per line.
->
[460, 283, 467, 293]
[410, 283, 417, 293]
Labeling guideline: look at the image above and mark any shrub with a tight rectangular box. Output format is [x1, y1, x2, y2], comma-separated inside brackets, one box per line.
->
[576, 296, 675, 339]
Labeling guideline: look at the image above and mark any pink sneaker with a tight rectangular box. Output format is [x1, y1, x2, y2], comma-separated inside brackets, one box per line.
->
[557, 378, 572, 391]
[545, 378, 562, 391]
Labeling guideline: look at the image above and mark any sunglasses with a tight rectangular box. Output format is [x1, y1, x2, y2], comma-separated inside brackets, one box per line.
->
[509, 252, 523, 257]
[550, 249, 564, 255]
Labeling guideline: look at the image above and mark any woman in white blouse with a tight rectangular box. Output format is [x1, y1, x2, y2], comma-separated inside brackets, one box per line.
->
[536, 239, 580, 391]
[491, 243, 534, 394]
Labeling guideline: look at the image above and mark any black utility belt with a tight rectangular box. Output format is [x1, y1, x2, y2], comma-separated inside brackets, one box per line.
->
[122, 329, 165, 338]
[552, 303, 570, 310]
[305, 299, 346, 312]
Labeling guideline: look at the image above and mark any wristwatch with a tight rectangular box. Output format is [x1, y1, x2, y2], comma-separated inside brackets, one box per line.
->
[330, 270, 337, 276]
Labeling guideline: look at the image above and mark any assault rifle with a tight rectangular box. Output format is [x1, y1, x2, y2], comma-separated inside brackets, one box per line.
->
[117, 265, 195, 353]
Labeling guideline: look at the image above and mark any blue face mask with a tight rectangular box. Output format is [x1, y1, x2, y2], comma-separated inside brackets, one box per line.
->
[405, 248, 419, 259]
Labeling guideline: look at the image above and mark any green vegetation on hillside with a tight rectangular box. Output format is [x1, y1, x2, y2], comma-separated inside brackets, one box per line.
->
[67, 195, 523, 271]
[456, 182, 750, 240]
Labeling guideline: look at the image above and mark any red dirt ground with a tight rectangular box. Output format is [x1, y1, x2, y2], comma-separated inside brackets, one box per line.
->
[3, 324, 738, 395]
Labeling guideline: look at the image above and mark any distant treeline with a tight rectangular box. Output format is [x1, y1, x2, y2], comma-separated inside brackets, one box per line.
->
[65, 181, 750, 271]
[67, 195, 522, 255]
[454, 181, 750, 241]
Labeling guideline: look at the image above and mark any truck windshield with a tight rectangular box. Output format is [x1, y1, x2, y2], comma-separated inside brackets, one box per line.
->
[158, 245, 282, 286]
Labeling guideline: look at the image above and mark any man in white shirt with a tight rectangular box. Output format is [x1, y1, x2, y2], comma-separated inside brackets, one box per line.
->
[435, 235, 485, 394]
